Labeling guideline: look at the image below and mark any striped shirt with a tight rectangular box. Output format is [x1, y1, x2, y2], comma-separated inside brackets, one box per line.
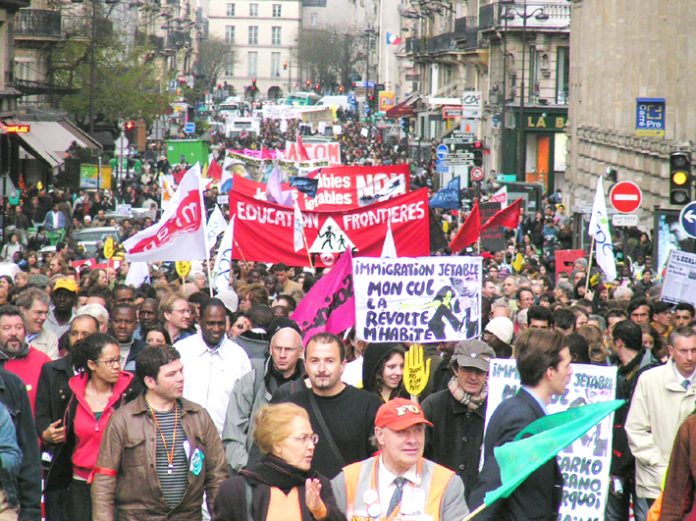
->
[152, 404, 189, 509]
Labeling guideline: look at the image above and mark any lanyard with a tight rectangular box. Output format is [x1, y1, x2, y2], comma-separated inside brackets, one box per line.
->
[147, 401, 179, 474]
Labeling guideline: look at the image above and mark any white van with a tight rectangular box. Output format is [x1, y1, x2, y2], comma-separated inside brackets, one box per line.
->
[317, 95, 352, 112]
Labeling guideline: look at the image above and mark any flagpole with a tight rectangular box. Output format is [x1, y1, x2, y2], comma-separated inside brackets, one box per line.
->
[302, 230, 315, 270]
[206, 259, 214, 297]
[584, 237, 595, 295]
[461, 504, 486, 521]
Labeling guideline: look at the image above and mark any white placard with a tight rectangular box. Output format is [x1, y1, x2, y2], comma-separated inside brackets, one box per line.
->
[661, 249, 696, 306]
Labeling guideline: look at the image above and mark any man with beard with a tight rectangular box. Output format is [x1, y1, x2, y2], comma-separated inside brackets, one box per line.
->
[34, 314, 99, 521]
[277, 333, 381, 478]
[0, 306, 51, 411]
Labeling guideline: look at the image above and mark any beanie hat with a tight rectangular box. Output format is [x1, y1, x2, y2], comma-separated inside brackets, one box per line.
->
[484, 316, 514, 345]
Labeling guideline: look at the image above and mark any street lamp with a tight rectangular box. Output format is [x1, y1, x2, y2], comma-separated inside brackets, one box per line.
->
[502, 0, 548, 182]
[363, 26, 377, 140]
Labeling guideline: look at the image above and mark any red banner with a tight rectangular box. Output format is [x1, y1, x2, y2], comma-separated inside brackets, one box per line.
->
[230, 188, 430, 267]
[232, 164, 410, 211]
[555, 249, 585, 279]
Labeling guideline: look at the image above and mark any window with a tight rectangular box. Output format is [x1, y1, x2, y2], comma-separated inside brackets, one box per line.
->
[224, 59, 235, 76]
[272, 4, 281, 17]
[247, 52, 257, 77]
[271, 52, 281, 77]
[271, 26, 281, 45]
[249, 3, 258, 16]
[225, 25, 235, 43]
[556, 47, 569, 105]
[226, 3, 235, 16]
[310, 13, 318, 28]
[248, 26, 258, 45]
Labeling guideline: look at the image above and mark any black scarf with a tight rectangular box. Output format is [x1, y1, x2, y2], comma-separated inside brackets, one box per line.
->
[240, 454, 315, 494]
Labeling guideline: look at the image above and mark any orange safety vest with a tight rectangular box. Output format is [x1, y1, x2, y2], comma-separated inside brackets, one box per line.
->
[341, 457, 455, 521]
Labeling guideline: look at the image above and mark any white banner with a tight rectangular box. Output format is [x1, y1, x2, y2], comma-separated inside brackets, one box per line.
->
[485, 359, 617, 520]
[284, 141, 342, 164]
[353, 257, 482, 343]
[661, 249, 696, 306]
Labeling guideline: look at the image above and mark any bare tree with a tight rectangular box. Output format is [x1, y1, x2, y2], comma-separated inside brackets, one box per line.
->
[199, 37, 236, 89]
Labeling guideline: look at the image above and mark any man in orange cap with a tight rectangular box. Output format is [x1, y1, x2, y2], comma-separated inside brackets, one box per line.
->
[332, 397, 469, 520]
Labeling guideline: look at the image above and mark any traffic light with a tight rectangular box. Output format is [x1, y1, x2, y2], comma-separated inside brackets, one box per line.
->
[367, 94, 376, 110]
[314, 83, 321, 93]
[472, 140, 483, 167]
[670, 151, 692, 205]
[124, 120, 135, 141]
[400, 117, 409, 133]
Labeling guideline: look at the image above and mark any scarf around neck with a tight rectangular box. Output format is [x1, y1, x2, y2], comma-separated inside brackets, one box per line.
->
[448, 376, 487, 412]
[240, 454, 316, 494]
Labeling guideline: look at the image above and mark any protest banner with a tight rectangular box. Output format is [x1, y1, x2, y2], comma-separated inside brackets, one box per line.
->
[284, 141, 342, 164]
[486, 359, 617, 521]
[230, 188, 430, 267]
[232, 164, 410, 211]
[556, 249, 586, 279]
[661, 249, 696, 306]
[352, 256, 482, 343]
[480, 202, 506, 252]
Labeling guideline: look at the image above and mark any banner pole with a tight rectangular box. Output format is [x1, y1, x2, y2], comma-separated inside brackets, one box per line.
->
[302, 229, 314, 270]
[461, 503, 486, 521]
[206, 260, 214, 297]
[584, 237, 595, 295]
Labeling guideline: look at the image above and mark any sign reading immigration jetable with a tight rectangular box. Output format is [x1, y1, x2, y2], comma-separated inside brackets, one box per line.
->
[232, 164, 410, 211]
[353, 257, 482, 343]
[636, 97, 665, 137]
[486, 359, 617, 521]
[230, 189, 430, 267]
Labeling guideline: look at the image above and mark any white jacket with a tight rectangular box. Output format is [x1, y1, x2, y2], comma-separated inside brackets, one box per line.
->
[625, 360, 696, 498]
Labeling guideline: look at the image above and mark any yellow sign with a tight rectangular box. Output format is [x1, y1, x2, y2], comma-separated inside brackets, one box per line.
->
[103, 237, 115, 259]
[403, 344, 431, 398]
[378, 91, 396, 113]
[175, 261, 191, 279]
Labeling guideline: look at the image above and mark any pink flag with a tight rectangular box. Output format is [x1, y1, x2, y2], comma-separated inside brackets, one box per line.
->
[207, 159, 222, 181]
[124, 164, 208, 262]
[290, 249, 355, 342]
[296, 132, 311, 162]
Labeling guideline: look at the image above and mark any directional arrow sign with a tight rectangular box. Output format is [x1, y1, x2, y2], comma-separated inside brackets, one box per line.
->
[680, 201, 696, 239]
[436, 144, 449, 160]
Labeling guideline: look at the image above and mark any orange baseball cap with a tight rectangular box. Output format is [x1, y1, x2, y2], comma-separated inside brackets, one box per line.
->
[375, 398, 433, 431]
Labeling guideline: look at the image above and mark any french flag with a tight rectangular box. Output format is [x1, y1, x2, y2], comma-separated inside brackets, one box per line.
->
[386, 32, 402, 45]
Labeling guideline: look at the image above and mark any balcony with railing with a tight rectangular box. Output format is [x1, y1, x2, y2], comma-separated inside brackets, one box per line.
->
[14, 9, 62, 39]
[479, 1, 570, 31]
[427, 32, 456, 54]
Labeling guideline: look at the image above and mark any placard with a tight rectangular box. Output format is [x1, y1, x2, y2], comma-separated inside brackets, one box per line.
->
[353, 256, 482, 343]
[486, 359, 617, 520]
[661, 249, 696, 307]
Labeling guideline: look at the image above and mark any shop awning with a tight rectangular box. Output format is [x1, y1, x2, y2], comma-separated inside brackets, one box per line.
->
[386, 94, 420, 118]
[4, 119, 100, 170]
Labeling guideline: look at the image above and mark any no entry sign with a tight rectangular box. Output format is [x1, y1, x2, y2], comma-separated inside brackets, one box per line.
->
[609, 181, 642, 213]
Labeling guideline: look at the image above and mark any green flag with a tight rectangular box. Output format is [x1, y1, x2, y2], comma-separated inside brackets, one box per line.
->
[483, 399, 624, 507]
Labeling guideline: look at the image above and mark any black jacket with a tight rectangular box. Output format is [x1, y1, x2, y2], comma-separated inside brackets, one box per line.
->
[469, 388, 563, 521]
[421, 388, 486, 502]
[0, 368, 42, 521]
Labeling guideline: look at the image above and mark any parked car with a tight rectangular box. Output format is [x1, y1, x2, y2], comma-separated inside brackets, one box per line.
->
[71, 227, 121, 257]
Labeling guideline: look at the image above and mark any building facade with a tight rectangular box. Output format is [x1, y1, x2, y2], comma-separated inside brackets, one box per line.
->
[208, 0, 301, 98]
[566, 0, 692, 218]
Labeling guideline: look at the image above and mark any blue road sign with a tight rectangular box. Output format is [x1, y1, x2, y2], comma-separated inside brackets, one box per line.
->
[436, 144, 449, 161]
[184, 122, 196, 134]
[435, 159, 448, 174]
[680, 201, 696, 238]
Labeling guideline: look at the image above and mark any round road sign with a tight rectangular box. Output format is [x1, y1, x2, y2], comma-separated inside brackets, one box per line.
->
[436, 144, 449, 161]
[609, 181, 642, 214]
[680, 201, 696, 239]
[470, 166, 484, 182]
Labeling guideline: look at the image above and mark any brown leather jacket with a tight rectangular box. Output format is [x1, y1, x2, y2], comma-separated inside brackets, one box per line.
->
[91, 394, 228, 521]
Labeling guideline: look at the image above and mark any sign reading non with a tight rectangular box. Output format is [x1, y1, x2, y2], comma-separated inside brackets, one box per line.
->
[353, 257, 482, 343]
[636, 97, 665, 137]
[609, 181, 642, 213]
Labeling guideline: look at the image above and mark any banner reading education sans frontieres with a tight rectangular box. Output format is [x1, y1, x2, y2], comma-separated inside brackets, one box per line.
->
[485, 359, 617, 520]
[352, 256, 482, 343]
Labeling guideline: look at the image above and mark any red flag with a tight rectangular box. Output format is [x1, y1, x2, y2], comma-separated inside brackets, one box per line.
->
[449, 199, 481, 252]
[481, 197, 523, 231]
[296, 132, 310, 162]
[207, 159, 222, 181]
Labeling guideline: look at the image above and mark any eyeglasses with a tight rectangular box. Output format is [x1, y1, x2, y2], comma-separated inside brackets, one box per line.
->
[97, 358, 121, 368]
[291, 433, 319, 445]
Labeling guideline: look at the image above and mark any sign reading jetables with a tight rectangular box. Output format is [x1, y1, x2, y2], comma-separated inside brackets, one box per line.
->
[486, 359, 617, 521]
[352, 257, 482, 343]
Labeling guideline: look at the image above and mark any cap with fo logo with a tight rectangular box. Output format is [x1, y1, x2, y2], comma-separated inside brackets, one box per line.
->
[375, 398, 433, 431]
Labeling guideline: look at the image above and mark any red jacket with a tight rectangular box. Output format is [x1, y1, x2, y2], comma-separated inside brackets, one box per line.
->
[69, 371, 134, 480]
[5, 347, 50, 412]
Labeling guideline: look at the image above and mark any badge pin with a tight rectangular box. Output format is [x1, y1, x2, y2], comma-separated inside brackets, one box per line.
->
[367, 503, 382, 518]
[362, 489, 378, 505]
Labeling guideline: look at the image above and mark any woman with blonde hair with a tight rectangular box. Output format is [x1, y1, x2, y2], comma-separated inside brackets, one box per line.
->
[214, 403, 343, 521]
[576, 324, 608, 365]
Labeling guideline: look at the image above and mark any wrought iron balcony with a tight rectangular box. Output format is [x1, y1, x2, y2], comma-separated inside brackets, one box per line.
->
[14, 9, 62, 39]
[479, 1, 570, 31]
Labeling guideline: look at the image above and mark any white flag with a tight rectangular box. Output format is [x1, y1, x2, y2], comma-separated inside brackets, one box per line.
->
[293, 199, 304, 252]
[124, 164, 208, 262]
[381, 221, 397, 258]
[588, 177, 617, 281]
[206, 205, 227, 249]
[124, 261, 150, 288]
[212, 216, 235, 294]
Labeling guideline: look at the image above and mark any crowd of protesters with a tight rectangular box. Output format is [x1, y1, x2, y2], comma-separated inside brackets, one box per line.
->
[0, 108, 694, 521]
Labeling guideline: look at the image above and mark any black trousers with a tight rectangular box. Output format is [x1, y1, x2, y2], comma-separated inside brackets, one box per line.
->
[67, 479, 92, 521]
